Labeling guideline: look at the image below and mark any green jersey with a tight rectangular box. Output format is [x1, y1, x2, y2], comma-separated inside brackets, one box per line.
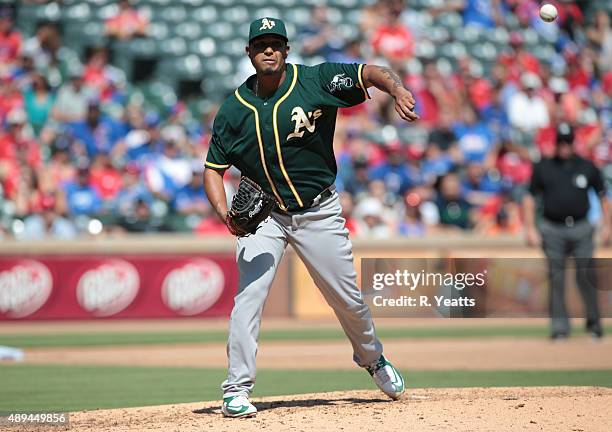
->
[205, 62, 370, 211]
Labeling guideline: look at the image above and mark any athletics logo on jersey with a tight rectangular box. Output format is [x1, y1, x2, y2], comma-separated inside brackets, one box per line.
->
[259, 18, 275, 30]
[287, 107, 323, 141]
[328, 74, 353, 93]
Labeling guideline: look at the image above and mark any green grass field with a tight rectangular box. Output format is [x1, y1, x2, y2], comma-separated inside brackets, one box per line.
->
[1, 364, 611, 412]
[2, 324, 610, 413]
[2, 325, 611, 348]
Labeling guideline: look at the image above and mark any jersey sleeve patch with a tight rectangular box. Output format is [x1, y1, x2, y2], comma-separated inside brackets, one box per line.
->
[317, 62, 370, 108]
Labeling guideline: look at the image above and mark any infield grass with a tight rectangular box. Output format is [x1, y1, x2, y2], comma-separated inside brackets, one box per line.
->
[1, 364, 611, 412]
[2, 325, 611, 348]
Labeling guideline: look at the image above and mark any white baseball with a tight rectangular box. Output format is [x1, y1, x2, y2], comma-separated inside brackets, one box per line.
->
[539, 4, 558, 23]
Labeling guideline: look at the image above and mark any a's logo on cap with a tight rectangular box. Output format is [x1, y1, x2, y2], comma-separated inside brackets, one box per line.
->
[260, 18, 275, 30]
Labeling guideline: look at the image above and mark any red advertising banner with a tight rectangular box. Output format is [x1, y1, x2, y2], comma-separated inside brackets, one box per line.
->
[0, 255, 238, 320]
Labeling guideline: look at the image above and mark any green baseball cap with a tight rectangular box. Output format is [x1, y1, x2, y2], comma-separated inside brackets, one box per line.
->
[248, 17, 288, 43]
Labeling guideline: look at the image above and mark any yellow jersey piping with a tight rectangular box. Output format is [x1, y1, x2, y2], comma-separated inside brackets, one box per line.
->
[272, 63, 303, 207]
[205, 161, 230, 169]
[358, 63, 371, 100]
[234, 89, 286, 210]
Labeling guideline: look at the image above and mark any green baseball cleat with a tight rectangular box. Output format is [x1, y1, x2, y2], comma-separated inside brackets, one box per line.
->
[221, 395, 257, 418]
[366, 355, 405, 400]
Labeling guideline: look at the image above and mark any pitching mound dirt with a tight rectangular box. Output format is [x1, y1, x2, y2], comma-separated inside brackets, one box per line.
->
[15, 387, 611, 432]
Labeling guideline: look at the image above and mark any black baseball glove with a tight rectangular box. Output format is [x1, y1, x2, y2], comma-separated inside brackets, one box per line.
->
[226, 176, 277, 237]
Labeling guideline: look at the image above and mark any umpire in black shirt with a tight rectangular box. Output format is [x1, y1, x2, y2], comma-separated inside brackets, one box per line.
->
[523, 122, 610, 339]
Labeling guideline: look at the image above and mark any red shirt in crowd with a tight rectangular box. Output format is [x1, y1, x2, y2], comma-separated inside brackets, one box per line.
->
[0, 132, 41, 199]
[105, 9, 148, 38]
[497, 151, 532, 185]
[497, 51, 541, 83]
[90, 166, 123, 200]
[536, 123, 603, 164]
[0, 29, 21, 63]
[370, 23, 414, 60]
[0, 85, 24, 123]
[548, 0, 584, 26]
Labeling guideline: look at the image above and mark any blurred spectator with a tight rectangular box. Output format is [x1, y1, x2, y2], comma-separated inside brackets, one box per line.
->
[51, 66, 97, 123]
[63, 167, 103, 216]
[21, 195, 77, 240]
[339, 192, 359, 235]
[428, 110, 459, 152]
[369, 141, 417, 196]
[454, 58, 493, 113]
[115, 163, 152, 217]
[118, 198, 159, 233]
[398, 192, 426, 236]
[564, 49, 592, 92]
[498, 32, 541, 84]
[160, 102, 190, 149]
[341, 156, 371, 198]
[22, 21, 62, 72]
[545, 76, 580, 124]
[586, 11, 612, 72]
[329, 38, 364, 64]
[14, 167, 56, 217]
[68, 101, 123, 160]
[114, 111, 164, 164]
[508, 73, 550, 136]
[83, 47, 126, 102]
[476, 192, 522, 236]
[0, 8, 21, 66]
[0, 77, 24, 124]
[144, 140, 192, 201]
[461, 0, 504, 29]
[354, 197, 392, 238]
[370, 0, 414, 62]
[105, 0, 148, 40]
[23, 73, 55, 136]
[174, 165, 210, 216]
[496, 141, 532, 197]
[432, 0, 504, 29]
[480, 83, 510, 143]
[435, 173, 473, 230]
[453, 106, 495, 165]
[461, 161, 502, 206]
[421, 143, 455, 184]
[298, 5, 344, 60]
[10, 54, 35, 88]
[0, 109, 41, 200]
[360, 0, 388, 41]
[46, 146, 76, 187]
[368, 179, 402, 227]
[412, 61, 444, 127]
[90, 154, 122, 203]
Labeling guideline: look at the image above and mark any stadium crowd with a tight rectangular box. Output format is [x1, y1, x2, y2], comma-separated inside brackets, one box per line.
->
[0, 0, 610, 239]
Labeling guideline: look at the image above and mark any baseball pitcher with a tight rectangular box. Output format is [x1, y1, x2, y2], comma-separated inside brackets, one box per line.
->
[204, 17, 419, 418]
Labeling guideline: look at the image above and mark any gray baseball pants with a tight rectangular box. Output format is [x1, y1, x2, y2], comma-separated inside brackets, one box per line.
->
[221, 191, 383, 397]
[538, 218, 601, 335]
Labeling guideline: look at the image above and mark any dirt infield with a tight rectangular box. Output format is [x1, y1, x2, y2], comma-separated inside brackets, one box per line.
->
[13, 387, 612, 432]
[0, 317, 553, 334]
[22, 336, 612, 370]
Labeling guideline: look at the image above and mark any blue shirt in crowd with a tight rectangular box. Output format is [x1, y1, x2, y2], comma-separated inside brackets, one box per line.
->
[64, 182, 103, 215]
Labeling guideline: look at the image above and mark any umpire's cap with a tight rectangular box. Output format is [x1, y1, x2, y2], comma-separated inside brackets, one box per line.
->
[248, 17, 288, 43]
[556, 122, 574, 145]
